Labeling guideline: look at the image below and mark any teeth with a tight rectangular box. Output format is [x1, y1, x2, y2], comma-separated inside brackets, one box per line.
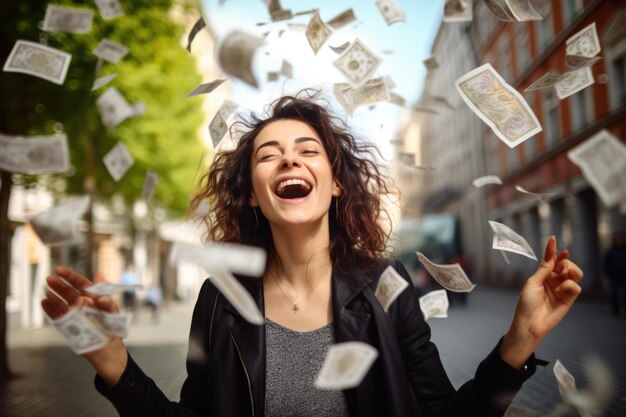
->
[276, 178, 312, 194]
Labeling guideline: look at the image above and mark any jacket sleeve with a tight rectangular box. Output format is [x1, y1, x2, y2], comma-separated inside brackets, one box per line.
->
[94, 279, 214, 417]
[390, 260, 536, 417]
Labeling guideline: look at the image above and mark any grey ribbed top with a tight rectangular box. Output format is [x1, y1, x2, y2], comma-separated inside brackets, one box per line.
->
[264, 319, 349, 417]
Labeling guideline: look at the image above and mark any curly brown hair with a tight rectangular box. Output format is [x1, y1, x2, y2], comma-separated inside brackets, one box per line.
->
[189, 90, 397, 275]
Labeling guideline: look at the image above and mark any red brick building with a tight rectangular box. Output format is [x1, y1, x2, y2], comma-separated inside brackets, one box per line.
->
[471, 0, 626, 294]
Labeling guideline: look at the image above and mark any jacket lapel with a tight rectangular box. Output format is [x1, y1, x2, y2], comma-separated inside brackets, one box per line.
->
[332, 268, 373, 343]
[224, 275, 265, 417]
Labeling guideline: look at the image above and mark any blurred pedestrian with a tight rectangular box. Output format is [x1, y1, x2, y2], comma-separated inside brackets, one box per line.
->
[604, 231, 626, 316]
[120, 266, 137, 313]
[145, 285, 163, 323]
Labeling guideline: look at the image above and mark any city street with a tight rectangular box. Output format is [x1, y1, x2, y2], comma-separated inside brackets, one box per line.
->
[2, 286, 625, 417]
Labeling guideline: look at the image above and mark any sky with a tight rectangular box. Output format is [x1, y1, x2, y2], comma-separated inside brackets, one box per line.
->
[199, 0, 445, 158]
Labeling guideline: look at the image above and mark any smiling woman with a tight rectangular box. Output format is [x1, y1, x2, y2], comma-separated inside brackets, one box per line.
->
[43, 90, 583, 417]
[189, 89, 396, 276]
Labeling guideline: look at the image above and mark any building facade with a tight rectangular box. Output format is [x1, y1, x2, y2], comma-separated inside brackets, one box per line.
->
[471, 0, 626, 294]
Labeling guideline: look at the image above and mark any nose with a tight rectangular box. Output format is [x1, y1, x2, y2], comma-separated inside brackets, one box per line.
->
[281, 154, 301, 169]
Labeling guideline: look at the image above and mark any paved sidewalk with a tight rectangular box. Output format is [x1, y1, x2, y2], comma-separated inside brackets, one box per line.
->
[1, 287, 625, 416]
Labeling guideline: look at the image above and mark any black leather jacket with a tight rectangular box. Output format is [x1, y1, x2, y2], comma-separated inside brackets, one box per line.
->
[96, 259, 536, 417]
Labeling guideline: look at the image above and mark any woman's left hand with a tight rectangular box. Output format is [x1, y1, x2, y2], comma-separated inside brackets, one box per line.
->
[500, 236, 583, 369]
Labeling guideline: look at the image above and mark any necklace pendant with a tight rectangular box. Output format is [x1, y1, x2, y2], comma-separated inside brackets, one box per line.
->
[292, 304, 299, 313]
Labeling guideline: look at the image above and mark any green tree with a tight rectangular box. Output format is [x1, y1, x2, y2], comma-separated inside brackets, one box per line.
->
[0, 0, 206, 382]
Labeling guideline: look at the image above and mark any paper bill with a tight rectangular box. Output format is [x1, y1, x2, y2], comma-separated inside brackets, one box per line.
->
[428, 95, 455, 110]
[103, 142, 134, 182]
[85, 283, 144, 296]
[472, 175, 503, 188]
[554, 359, 578, 398]
[217, 30, 265, 88]
[186, 17, 206, 52]
[484, 0, 516, 21]
[334, 39, 382, 88]
[142, 169, 158, 201]
[389, 93, 406, 108]
[287, 23, 307, 32]
[374, 266, 409, 312]
[209, 270, 263, 325]
[209, 110, 228, 149]
[443, 0, 473, 22]
[488, 221, 537, 261]
[52, 308, 109, 354]
[315, 342, 378, 390]
[423, 57, 439, 71]
[566, 23, 601, 62]
[3, 40, 71, 85]
[280, 60, 293, 78]
[83, 307, 131, 339]
[219, 100, 238, 119]
[0, 133, 69, 174]
[411, 106, 438, 115]
[375, 0, 406, 25]
[30, 196, 89, 246]
[130, 101, 146, 117]
[565, 357, 614, 417]
[329, 41, 350, 54]
[326, 8, 357, 29]
[306, 10, 333, 55]
[504, 0, 542, 21]
[566, 55, 602, 71]
[503, 404, 539, 417]
[524, 72, 567, 92]
[96, 87, 135, 129]
[94, 0, 124, 20]
[43, 5, 94, 34]
[383, 76, 397, 90]
[267, 71, 279, 82]
[514, 185, 556, 200]
[169, 241, 267, 278]
[456, 63, 542, 148]
[419, 289, 449, 320]
[186, 79, 227, 97]
[416, 252, 476, 293]
[555, 67, 594, 100]
[91, 72, 117, 91]
[333, 77, 390, 115]
[567, 129, 626, 207]
[270, 10, 293, 22]
[500, 250, 511, 265]
[92, 39, 129, 64]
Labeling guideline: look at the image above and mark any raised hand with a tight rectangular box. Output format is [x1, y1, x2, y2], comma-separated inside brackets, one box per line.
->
[41, 266, 128, 387]
[500, 236, 583, 369]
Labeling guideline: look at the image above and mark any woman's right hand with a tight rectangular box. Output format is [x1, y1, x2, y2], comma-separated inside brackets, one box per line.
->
[41, 265, 129, 388]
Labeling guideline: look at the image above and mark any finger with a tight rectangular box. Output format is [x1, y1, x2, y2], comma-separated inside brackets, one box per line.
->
[54, 266, 93, 292]
[555, 279, 582, 304]
[47, 275, 82, 305]
[530, 236, 557, 283]
[553, 250, 570, 274]
[560, 260, 583, 283]
[94, 296, 120, 314]
[42, 289, 70, 319]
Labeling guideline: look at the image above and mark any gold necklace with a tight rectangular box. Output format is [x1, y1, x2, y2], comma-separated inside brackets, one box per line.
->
[270, 269, 325, 313]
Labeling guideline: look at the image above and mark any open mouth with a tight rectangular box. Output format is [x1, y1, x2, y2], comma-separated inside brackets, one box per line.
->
[275, 178, 312, 199]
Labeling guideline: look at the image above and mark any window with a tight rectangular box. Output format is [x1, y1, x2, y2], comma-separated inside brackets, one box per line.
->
[535, 1, 554, 53]
[569, 88, 589, 132]
[515, 24, 530, 76]
[543, 90, 561, 148]
[613, 55, 626, 106]
[562, 0, 583, 26]
[498, 34, 512, 80]
[602, 8, 626, 110]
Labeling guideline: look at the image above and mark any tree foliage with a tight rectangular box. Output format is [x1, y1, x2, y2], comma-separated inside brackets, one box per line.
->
[0, 0, 206, 213]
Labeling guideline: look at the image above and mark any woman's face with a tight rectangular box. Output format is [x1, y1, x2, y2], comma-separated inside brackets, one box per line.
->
[249, 119, 341, 228]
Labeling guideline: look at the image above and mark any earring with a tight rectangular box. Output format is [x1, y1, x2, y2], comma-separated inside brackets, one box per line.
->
[253, 206, 259, 229]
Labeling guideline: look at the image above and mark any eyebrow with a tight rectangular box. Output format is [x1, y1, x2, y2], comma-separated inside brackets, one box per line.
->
[254, 136, 321, 156]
